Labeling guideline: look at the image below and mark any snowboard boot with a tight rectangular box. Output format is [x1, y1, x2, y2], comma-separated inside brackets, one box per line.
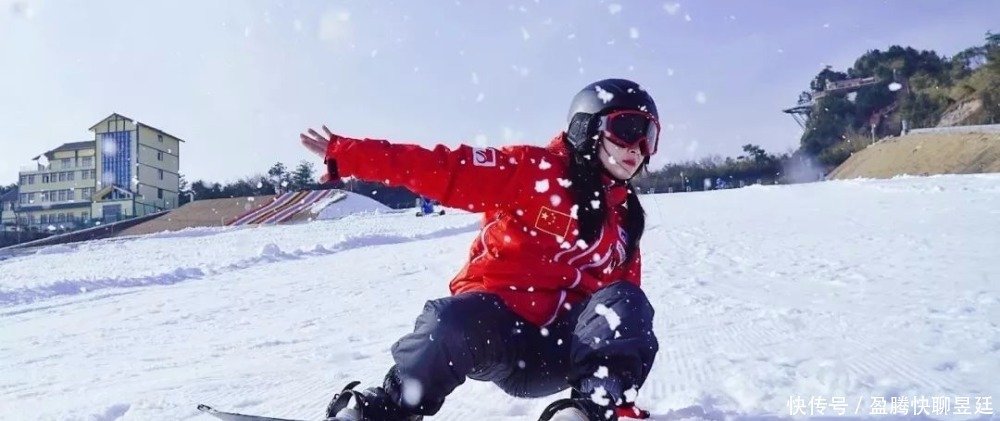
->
[537, 397, 650, 421]
[324, 369, 423, 421]
[538, 376, 650, 421]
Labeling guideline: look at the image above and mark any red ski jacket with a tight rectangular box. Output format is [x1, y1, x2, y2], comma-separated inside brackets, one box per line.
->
[324, 133, 642, 327]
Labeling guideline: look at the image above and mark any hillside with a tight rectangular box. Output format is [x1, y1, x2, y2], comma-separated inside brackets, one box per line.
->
[795, 31, 1000, 169]
[829, 131, 1000, 179]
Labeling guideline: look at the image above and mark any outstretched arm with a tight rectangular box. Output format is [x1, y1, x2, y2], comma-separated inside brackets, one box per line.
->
[302, 127, 526, 213]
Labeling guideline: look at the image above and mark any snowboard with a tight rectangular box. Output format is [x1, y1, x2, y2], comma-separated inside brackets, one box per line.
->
[197, 404, 310, 421]
[198, 401, 649, 421]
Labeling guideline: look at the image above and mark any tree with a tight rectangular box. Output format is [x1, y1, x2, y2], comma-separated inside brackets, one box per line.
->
[811, 66, 848, 92]
[988, 43, 1000, 75]
[741, 144, 767, 162]
[267, 162, 292, 193]
[178, 173, 192, 205]
[0, 183, 15, 195]
[801, 95, 855, 155]
[190, 180, 222, 200]
[986, 30, 1000, 49]
[290, 161, 316, 191]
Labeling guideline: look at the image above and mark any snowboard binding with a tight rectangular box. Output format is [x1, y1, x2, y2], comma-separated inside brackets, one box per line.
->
[537, 396, 650, 421]
[324, 380, 424, 421]
[324, 380, 361, 420]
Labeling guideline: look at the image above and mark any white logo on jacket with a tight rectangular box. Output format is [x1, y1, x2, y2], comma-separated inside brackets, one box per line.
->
[613, 226, 628, 268]
[471, 147, 497, 167]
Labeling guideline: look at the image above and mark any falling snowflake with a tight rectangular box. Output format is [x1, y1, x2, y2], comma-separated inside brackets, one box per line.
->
[535, 179, 550, 193]
[624, 386, 639, 402]
[629, 27, 639, 39]
[595, 304, 622, 331]
[663, 3, 681, 15]
[608, 3, 622, 14]
[595, 85, 614, 103]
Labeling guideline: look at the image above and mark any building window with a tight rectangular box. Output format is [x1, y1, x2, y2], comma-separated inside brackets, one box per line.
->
[82, 156, 93, 167]
[159, 169, 164, 180]
[58, 172, 66, 182]
[158, 188, 164, 199]
[61, 158, 71, 168]
[67, 171, 75, 181]
[82, 212, 90, 220]
[42, 174, 49, 183]
[157, 151, 163, 161]
[158, 134, 164, 142]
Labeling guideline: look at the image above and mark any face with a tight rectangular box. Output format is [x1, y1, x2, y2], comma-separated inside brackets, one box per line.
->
[597, 135, 644, 180]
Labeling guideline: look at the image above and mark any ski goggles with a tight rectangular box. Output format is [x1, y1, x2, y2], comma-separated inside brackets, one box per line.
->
[597, 110, 660, 156]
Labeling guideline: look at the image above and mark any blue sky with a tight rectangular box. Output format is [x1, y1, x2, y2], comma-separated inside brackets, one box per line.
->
[1, 0, 997, 183]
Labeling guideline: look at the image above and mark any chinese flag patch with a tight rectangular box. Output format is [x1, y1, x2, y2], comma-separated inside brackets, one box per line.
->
[535, 206, 572, 238]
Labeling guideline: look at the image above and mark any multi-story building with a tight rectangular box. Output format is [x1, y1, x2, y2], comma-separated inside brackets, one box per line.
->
[14, 113, 184, 229]
[16, 141, 97, 228]
[0, 187, 17, 230]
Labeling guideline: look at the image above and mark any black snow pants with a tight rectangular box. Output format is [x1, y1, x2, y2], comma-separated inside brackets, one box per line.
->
[386, 281, 658, 416]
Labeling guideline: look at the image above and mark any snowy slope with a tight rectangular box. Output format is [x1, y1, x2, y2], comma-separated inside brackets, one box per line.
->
[1, 174, 999, 421]
[313, 191, 392, 221]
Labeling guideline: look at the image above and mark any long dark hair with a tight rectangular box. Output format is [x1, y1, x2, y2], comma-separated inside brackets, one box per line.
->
[568, 138, 645, 263]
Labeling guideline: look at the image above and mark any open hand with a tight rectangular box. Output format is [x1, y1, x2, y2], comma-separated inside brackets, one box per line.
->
[300, 125, 338, 159]
[300, 125, 342, 184]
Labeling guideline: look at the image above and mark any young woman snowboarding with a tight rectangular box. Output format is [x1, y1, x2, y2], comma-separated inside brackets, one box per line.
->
[300, 78, 661, 421]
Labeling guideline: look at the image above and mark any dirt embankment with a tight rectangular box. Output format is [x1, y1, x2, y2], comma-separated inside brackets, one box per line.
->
[829, 131, 1000, 179]
[115, 196, 273, 237]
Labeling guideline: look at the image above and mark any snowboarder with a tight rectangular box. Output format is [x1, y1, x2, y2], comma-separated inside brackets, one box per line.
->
[299, 78, 662, 421]
[415, 196, 444, 217]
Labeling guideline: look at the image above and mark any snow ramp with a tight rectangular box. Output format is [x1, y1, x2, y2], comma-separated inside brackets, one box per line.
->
[227, 189, 346, 226]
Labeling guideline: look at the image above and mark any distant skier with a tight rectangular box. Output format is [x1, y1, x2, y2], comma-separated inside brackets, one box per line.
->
[300, 78, 661, 421]
[415, 196, 444, 217]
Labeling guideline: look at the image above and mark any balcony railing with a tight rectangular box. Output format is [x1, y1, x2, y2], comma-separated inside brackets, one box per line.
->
[19, 163, 97, 173]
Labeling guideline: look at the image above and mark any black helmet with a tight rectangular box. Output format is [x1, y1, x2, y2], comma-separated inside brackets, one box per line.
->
[565, 78, 659, 154]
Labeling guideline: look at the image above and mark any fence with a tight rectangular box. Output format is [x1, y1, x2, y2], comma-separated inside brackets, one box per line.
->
[908, 124, 1000, 135]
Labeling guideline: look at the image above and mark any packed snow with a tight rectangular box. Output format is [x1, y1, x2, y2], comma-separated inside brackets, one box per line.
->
[1, 174, 999, 421]
[313, 191, 392, 221]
